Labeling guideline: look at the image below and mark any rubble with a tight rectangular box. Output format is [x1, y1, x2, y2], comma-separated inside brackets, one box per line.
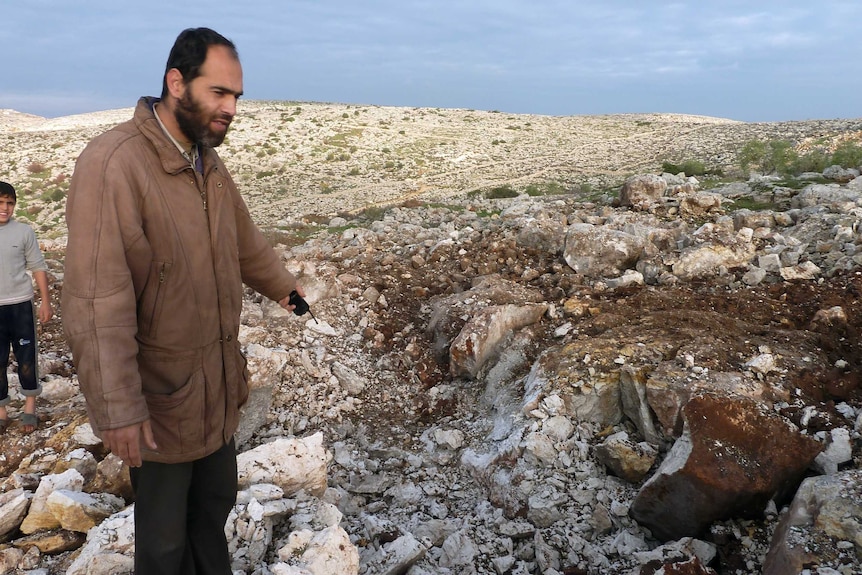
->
[1, 107, 861, 573]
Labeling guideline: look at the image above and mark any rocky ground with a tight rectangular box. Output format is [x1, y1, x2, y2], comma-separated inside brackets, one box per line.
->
[0, 103, 861, 574]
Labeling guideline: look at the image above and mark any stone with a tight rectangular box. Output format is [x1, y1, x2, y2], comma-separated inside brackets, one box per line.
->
[236, 433, 331, 496]
[619, 365, 661, 444]
[0, 488, 32, 538]
[88, 453, 133, 501]
[51, 448, 97, 484]
[0, 548, 24, 573]
[65, 506, 135, 575]
[630, 393, 823, 541]
[449, 303, 548, 378]
[763, 469, 862, 574]
[619, 174, 668, 211]
[361, 532, 427, 575]
[11, 529, 86, 555]
[45, 490, 125, 533]
[594, 431, 658, 483]
[564, 224, 646, 277]
[679, 192, 722, 217]
[20, 469, 85, 534]
[277, 525, 359, 575]
[672, 238, 756, 281]
[811, 427, 853, 475]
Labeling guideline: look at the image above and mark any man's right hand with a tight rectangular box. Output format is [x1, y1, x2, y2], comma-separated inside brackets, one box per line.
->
[101, 420, 158, 467]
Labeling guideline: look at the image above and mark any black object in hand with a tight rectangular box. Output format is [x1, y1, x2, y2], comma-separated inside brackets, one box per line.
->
[288, 290, 316, 322]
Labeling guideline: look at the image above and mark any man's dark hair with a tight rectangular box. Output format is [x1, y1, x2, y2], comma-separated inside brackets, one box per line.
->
[0, 181, 16, 203]
[160, 27, 238, 99]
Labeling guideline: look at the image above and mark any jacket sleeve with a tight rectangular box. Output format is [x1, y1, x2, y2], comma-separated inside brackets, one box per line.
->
[62, 140, 150, 431]
[231, 184, 297, 302]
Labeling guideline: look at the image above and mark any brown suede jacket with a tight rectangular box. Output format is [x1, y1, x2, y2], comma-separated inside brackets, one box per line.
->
[62, 97, 296, 463]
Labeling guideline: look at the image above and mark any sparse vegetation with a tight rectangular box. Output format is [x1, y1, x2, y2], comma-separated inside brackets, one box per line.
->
[729, 196, 780, 211]
[358, 205, 387, 222]
[661, 159, 719, 177]
[261, 224, 320, 248]
[27, 161, 47, 175]
[737, 138, 862, 176]
[484, 185, 518, 199]
[831, 140, 862, 169]
[425, 202, 466, 212]
[3, 102, 860, 238]
[524, 181, 567, 196]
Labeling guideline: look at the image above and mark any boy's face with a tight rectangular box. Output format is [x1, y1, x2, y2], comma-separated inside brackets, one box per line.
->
[0, 195, 15, 225]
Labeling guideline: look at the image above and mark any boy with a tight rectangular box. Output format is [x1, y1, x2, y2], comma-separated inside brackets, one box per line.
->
[0, 181, 53, 433]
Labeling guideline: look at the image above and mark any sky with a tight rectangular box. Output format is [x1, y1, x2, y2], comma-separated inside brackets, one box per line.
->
[1, 0, 860, 122]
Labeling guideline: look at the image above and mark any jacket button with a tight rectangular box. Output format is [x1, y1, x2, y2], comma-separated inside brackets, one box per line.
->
[217, 182, 223, 188]
[226, 334, 233, 342]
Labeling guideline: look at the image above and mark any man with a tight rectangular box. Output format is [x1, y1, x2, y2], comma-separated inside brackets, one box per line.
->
[63, 28, 302, 574]
[0, 181, 53, 434]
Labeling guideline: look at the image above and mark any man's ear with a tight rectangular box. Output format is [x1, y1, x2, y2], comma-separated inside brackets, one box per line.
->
[165, 68, 186, 99]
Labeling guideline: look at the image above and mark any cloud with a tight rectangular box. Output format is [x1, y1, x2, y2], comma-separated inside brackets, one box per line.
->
[2, 0, 862, 120]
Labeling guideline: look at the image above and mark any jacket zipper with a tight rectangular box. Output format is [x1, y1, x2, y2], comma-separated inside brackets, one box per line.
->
[145, 261, 168, 338]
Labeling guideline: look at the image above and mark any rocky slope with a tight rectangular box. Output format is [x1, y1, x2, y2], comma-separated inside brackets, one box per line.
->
[4, 102, 862, 236]
[0, 103, 861, 574]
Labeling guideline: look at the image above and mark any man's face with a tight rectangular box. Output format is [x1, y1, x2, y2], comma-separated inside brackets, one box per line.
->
[174, 45, 243, 148]
[0, 195, 15, 225]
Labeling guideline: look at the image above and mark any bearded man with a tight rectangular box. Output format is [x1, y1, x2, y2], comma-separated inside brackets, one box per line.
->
[62, 28, 304, 575]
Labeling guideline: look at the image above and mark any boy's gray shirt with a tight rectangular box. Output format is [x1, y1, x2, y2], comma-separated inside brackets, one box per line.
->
[0, 217, 48, 305]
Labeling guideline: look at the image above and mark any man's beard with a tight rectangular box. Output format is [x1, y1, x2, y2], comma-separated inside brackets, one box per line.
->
[174, 90, 230, 148]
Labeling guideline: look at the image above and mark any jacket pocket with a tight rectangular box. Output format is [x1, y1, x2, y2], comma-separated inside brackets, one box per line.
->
[138, 260, 172, 339]
[144, 368, 205, 455]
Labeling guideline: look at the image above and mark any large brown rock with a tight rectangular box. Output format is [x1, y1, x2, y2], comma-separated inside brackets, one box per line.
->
[645, 363, 766, 438]
[630, 393, 822, 541]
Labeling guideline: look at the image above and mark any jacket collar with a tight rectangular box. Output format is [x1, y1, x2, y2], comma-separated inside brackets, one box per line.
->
[134, 97, 214, 176]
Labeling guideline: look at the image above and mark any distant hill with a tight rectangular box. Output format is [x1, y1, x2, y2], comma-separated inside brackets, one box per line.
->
[1, 101, 860, 238]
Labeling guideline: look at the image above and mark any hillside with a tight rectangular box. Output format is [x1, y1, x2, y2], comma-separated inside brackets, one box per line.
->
[1, 103, 861, 574]
[2, 102, 861, 238]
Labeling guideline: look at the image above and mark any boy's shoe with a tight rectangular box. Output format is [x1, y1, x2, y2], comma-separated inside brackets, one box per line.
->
[21, 413, 37, 433]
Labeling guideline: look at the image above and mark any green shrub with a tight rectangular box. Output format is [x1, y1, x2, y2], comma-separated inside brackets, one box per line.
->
[767, 140, 797, 176]
[661, 161, 682, 174]
[360, 206, 387, 221]
[738, 140, 768, 173]
[738, 139, 797, 175]
[791, 149, 831, 174]
[486, 185, 518, 199]
[662, 159, 708, 177]
[830, 141, 862, 168]
[740, 138, 862, 176]
[681, 159, 706, 176]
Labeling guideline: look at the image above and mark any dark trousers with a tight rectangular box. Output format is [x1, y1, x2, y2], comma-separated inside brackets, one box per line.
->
[0, 301, 38, 401]
[129, 438, 237, 575]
